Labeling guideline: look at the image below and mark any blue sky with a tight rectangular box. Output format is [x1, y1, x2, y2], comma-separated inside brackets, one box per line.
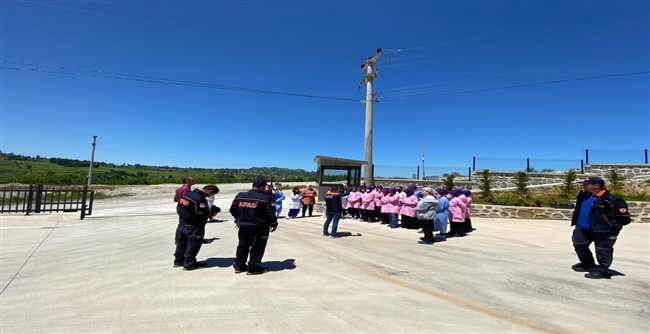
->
[1, 1, 649, 175]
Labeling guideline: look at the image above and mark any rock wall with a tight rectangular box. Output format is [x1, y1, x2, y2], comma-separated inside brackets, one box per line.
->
[472, 201, 650, 223]
[585, 163, 650, 179]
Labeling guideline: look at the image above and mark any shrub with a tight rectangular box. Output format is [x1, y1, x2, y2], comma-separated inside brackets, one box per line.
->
[478, 169, 492, 199]
[606, 168, 625, 193]
[441, 172, 459, 190]
[513, 171, 529, 199]
[562, 169, 578, 198]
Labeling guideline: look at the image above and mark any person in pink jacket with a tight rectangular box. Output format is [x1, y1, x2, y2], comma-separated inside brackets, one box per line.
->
[374, 186, 384, 223]
[346, 186, 362, 220]
[384, 188, 401, 228]
[361, 186, 376, 223]
[447, 189, 468, 237]
[399, 188, 419, 229]
[462, 189, 475, 233]
[379, 187, 390, 224]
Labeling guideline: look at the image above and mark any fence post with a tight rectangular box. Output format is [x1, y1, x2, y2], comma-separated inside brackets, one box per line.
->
[35, 184, 44, 213]
[416, 166, 420, 180]
[526, 158, 530, 172]
[581, 159, 584, 174]
[585, 149, 589, 164]
[468, 167, 472, 181]
[472, 157, 476, 172]
[645, 149, 648, 164]
[80, 184, 88, 220]
[26, 185, 34, 216]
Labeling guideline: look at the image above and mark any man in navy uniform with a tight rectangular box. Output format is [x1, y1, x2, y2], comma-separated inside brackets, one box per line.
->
[571, 176, 631, 279]
[229, 179, 278, 275]
[174, 184, 220, 270]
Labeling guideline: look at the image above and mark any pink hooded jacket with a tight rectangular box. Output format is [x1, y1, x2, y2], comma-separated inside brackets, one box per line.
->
[399, 195, 418, 218]
[347, 191, 362, 209]
[449, 196, 467, 223]
[361, 191, 375, 210]
[380, 193, 400, 214]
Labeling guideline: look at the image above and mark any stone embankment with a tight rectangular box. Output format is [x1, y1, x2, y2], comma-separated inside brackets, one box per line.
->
[472, 201, 650, 223]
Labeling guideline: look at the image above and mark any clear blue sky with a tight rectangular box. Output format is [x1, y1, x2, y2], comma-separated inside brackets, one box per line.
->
[1, 1, 649, 174]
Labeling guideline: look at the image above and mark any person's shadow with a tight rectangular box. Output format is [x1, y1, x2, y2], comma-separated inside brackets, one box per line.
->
[201, 258, 297, 273]
[264, 259, 297, 272]
[331, 231, 362, 238]
[203, 257, 236, 268]
[607, 268, 626, 277]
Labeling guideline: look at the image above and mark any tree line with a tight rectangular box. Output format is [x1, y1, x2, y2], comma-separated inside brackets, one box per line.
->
[0, 152, 317, 185]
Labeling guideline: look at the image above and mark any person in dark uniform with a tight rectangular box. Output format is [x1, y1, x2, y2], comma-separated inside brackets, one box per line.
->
[229, 179, 278, 275]
[174, 184, 220, 271]
[571, 176, 631, 279]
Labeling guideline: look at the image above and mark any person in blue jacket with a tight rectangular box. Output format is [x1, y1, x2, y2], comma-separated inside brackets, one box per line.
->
[271, 184, 286, 217]
[571, 177, 631, 279]
[434, 188, 450, 240]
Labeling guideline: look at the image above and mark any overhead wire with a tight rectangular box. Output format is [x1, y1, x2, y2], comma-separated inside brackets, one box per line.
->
[382, 71, 650, 101]
[0, 61, 360, 102]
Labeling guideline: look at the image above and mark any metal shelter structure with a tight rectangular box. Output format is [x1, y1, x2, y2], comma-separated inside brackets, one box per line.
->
[313, 155, 367, 202]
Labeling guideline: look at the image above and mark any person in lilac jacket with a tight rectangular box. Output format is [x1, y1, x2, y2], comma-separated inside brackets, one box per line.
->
[346, 186, 361, 220]
[462, 189, 475, 233]
[379, 187, 390, 224]
[374, 186, 384, 223]
[399, 188, 419, 229]
[361, 186, 376, 223]
[447, 189, 468, 237]
[384, 188, 401, 228]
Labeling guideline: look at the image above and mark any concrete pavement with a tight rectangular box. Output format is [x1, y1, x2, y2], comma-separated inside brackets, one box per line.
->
[1, 186, 649, 333]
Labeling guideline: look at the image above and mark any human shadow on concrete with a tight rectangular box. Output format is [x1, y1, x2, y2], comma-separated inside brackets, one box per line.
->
[203, 257, 236, 268]
[202, 237, 220, 244]
[330, 231, 363, 238]
[263, 259, 297, 272]
[607, 269, 626, 277]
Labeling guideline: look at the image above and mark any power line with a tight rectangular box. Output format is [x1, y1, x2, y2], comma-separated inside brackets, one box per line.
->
[0, 61, 359, 102]
[382, 70, 650, 101]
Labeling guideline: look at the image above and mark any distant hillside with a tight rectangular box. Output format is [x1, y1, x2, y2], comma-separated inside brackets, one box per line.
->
[0, 152, 316, 185]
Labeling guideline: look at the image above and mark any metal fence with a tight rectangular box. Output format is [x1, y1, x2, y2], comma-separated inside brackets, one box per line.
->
[373, 165, 471, 180]
[585, 149, 648, 164]
[472, 157, 583, 173]
[0, 184, 94, 219]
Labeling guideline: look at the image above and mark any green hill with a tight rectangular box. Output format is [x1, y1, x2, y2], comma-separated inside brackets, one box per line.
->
[0, 152, 316, 185]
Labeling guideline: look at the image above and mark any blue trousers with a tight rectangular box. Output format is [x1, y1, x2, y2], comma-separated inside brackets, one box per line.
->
[323, 212, 342, 235]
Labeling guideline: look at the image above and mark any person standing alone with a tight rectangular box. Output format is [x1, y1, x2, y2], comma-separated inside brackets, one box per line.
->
[571, 176, 631, 279]
[322, 184, 350, 237]
[229, 179, 278, 275]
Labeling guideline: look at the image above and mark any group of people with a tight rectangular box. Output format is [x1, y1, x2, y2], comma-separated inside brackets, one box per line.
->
[321, 184, 476, 245]
[172, 175, 632, 280]
[286, 185, 318, 219]
[173, 177, 278, 275]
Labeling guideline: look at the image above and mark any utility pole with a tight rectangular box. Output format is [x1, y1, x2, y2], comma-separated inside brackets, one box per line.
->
[87, 135, 97, 187]
[421, 137, 426, 180]
[81, 135, 97, 220]
[360, 48, 382, 186]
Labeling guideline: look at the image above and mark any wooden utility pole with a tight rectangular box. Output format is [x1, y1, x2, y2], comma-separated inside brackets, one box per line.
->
[87, 135, 97, 186]
[360, 48, 382, 185]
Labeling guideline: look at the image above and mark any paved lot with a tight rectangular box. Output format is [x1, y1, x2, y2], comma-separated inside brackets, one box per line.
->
[1, 185, 649, 333]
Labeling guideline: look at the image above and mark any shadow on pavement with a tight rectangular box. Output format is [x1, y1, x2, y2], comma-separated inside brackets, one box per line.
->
[331, 231, 362, 238]
[264, 259, 297, 272]
[204, 257, 236, 268]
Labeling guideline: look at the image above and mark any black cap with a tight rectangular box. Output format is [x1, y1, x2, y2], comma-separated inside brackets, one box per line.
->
[253, 179, 268, 187]
[580, 176, 605, 187]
